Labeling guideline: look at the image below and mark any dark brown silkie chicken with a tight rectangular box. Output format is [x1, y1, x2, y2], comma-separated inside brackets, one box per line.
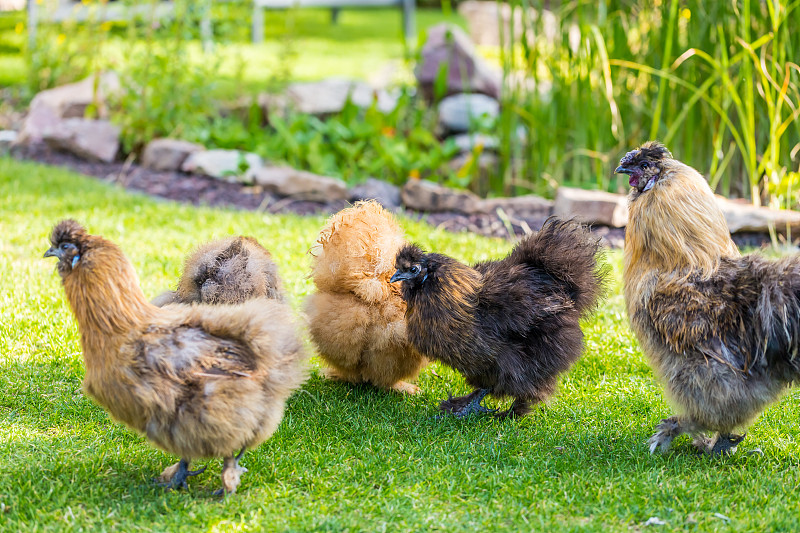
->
[152, 236, 285, 307]
[45, 220, 308, 494]
[618, 141, 800, 455]
[391, 218, 607, 418]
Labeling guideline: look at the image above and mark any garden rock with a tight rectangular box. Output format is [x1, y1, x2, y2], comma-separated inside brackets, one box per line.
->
[451, 132, 500, 153]
[0, 130, 18, 155]
[473, 194, 553, 218]
[349, 178, 402, 209]
[416, 23, 503, 100]
[283, 78, 399, 116]
[181, 150, 263, 184]
[250, 166, 348, 202]
[42, 118, 120, 163]
[458, 1, 557, 47]
[716, 196, 800, 234]
[553, 187, 628, 227]
[438, 94, 500, 133]
[142, 138, 205, 171]
[401, 178, 480, 214]
[19, 71, 121, 144]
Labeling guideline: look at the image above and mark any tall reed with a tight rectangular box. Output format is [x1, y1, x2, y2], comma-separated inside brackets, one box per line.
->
[497, 0, 800, 209]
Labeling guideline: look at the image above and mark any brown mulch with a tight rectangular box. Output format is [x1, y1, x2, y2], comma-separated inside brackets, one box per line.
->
[10, 143, 776, 249]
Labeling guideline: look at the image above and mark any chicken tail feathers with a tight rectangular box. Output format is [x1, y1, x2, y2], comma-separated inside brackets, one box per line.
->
[510, 217, 608, 316]
[754, 255, 800, 371]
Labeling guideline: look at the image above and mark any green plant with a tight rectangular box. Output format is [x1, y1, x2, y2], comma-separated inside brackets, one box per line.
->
[111, 0, 224, 153]
[497, 0, 800, 208]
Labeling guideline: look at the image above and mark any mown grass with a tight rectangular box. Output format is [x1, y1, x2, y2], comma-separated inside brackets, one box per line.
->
[1, 157, 799, 531]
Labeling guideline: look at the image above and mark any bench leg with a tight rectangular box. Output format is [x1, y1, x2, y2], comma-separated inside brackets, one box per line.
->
[402, 0, 415, 47]
[252, 4, 264, 43]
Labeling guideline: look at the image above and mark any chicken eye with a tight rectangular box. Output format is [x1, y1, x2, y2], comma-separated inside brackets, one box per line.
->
[641, 162, 650, 169]
[60, 242, 70, 250]
[411, 265, 421, 275]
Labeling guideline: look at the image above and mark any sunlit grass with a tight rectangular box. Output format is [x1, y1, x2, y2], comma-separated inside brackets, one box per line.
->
[2, 157, 800, 530]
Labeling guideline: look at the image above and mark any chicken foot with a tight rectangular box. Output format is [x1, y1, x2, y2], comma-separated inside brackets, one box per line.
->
[494, 398, 532, 419]
[648, 415, 700, 454]
[213, 448, 247, 496]
[439, 389, 496, 418]
[692, 433, 746, 456]
[156, 458, 207, 490]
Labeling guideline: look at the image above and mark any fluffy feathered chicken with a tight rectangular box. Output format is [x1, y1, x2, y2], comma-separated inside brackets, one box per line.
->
[391, 218, 607, 418]
[618, 141, 800, 455]
[45, 220, 308, 493]
[152, 236, 285, 307]
[305, 201, 427, 394]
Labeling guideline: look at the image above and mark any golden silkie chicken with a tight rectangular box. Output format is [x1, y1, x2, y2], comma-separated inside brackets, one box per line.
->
[305, 201, 427, 394]
[391, 218, 607, 418]
[152, 236, 285, 307]
[617, 141, 800, 455]
[45, 220, 308, 493]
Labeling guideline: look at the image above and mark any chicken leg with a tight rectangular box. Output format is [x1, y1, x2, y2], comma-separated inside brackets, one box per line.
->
[214, 449, 247, 496]
[439, 389, 495, 418]
[156, 458, 207, 490]
[693, 433, 746, 456]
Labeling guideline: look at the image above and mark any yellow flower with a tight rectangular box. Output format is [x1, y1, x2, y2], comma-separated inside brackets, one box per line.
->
[409, 169, 420, 180]
[100, 21, 112, 32]
[14, 22, 23, 34]
[56, 33, 66, 45]
[681, 8, 691, 20]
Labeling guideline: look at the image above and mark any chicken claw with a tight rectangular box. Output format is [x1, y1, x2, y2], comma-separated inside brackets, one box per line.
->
[692, 433, 746, 456]
[214, 449, 247, 496]
[440, 389, 496, 418]
[156, 458, 207, 491]
[648, 416, 684, 454]
[390, 381, 421, 395]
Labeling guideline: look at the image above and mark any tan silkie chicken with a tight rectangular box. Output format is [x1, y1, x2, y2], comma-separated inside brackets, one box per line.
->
[45, 220, 308, 494]
[152, 235, 286, 307]
[617, 141, 800, 455]
[305, 201, 427, 394]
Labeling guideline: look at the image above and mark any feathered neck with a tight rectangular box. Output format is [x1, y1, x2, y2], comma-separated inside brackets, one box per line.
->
[62, 240, 154, 344]
[624, 159, 739, 287]
[403, 257, 481, 327]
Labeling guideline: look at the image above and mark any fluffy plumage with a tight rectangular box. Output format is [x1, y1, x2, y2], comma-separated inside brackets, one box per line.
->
[618, 141, 800, 455]
[305, 201, 427, 394]
[152, 236, 285, 307]
[45, 220, 308, 493]
[392, 218, 607, 417]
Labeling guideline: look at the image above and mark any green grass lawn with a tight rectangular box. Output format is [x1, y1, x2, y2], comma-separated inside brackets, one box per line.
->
[1, 157, 799, 531]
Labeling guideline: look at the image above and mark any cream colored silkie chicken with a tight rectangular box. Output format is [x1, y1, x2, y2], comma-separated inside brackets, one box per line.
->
[305, 201, 427, 394]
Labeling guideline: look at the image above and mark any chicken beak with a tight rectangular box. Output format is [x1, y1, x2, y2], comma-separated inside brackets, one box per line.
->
[614, 166, 631, 175]
[390, 270, 409, 283]
[44, 246, 62, 259]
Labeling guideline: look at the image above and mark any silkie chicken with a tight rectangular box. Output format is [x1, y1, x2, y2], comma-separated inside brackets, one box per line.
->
[305, 200, 427, 394]
[617, 141, 800, 455]
[45, 220, 308, 494]
[152, 235, 286, 307]
[391, 218, 607, 418]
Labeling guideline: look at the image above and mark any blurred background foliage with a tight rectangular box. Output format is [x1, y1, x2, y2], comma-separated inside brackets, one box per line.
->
[0, 0, 798, 208]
